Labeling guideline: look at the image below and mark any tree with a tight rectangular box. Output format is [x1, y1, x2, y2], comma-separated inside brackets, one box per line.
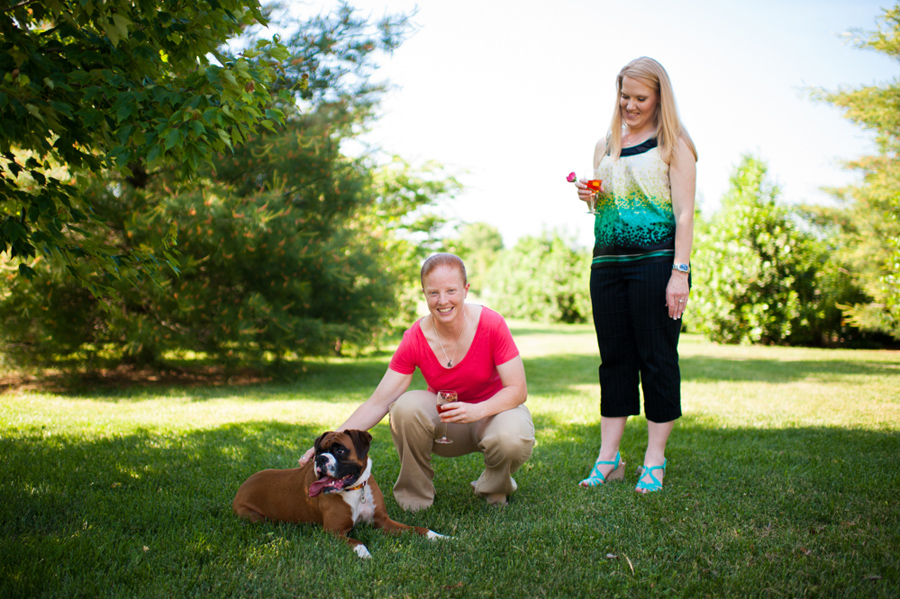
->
[0, 0, 289, 290]
[0, 3, 461, 369]
[810, 5, 900, 340]
[445, 222, 504, 295]
[691, 155, 863, 346]
[484, 231, 591, 324]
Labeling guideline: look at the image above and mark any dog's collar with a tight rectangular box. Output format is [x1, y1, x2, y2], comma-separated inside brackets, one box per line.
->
[345, 458, 372, 496]
[345, 480, 367, 492]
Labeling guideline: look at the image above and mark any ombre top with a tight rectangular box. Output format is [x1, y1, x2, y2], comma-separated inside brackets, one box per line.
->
[591, 138, 675, 268]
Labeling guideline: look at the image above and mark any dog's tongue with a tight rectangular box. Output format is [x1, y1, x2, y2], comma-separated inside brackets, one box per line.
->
[309, 476, 337, 497]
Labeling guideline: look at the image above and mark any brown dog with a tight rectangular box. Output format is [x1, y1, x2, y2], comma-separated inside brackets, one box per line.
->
[232, 430, 447, 558]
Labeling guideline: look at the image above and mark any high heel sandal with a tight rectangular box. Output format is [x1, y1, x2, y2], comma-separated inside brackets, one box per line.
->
[579, 451, 625, 487]
[635, 460, 666, 493]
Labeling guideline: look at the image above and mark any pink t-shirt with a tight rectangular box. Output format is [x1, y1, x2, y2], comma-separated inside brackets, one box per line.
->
[389, 306, 519, 404]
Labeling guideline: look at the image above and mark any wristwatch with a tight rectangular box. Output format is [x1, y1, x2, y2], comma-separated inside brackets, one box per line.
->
[672, 263, 691, 274]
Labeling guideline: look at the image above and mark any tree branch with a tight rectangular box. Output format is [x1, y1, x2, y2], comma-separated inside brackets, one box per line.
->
[2, 0, 40, 14]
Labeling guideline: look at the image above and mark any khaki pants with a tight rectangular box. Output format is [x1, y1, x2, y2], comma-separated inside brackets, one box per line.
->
[388, 390, 535, 511]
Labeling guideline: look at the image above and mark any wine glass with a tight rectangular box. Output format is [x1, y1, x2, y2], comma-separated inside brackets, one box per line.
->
[584, 172, 602, 215]
[435, 390, 456, 444]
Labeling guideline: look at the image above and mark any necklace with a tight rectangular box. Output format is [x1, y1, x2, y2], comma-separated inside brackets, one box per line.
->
[432, 308, 467, 368]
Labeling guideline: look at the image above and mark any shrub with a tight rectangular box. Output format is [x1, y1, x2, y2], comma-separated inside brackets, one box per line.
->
[691, 155, 864, 346]
[484, 232, 591, 324]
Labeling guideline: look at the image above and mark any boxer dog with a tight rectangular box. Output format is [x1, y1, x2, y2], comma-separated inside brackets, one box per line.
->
[233, 430, 446, 558]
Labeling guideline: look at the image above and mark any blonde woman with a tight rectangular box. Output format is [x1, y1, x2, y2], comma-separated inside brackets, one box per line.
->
[575, 57, 697, 493]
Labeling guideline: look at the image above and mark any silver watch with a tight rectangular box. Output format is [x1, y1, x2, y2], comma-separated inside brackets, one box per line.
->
[672, 263, 691, 274]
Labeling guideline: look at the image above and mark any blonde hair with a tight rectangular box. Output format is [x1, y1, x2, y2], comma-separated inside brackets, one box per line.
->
[420, 253, 467, 288]
[607, 57, 698, 164]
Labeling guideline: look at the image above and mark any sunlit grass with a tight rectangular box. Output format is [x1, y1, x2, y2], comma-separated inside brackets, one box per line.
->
[1, 326, 898, 598]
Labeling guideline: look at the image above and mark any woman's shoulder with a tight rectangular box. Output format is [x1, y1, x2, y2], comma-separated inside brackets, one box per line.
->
[474, 304, 495, 319]
[670, 132, 698, 163]
[476, 305, 511, 330]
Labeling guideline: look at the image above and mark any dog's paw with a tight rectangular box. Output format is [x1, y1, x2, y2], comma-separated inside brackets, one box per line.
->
[426, 530, 452, 541]
[353, 544, 372, 559]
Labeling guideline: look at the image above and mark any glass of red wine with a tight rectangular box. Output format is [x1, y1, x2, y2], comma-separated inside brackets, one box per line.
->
[435, 390, 456, 444]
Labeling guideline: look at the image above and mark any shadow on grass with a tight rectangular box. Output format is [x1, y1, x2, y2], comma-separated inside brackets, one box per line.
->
[1, 410, 898, 598]
[532, 412, 900, 496]
[0, 420, 358, 598]
[514, 413, 900, 595]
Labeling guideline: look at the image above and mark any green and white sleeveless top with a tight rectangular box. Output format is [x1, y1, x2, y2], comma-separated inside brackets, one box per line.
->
[592, 138, 675, 269]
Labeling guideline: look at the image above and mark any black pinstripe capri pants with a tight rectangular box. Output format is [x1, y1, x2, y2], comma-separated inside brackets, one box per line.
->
[590, 260, 687, 423]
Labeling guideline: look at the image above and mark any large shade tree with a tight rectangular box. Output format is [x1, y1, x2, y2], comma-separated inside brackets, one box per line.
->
[0, 0, 289, 290]
[0, 3, 461, 369]
[809, 5, 900, 340]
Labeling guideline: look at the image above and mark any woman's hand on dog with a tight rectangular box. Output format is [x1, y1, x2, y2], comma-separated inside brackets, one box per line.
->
[298, 447, 314, 466]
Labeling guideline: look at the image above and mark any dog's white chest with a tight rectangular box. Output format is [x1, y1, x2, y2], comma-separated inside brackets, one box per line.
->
[345, 485, 375, 525]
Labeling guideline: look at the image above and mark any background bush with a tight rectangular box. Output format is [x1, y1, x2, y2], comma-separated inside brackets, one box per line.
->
[691, 155, 865, 346]
[482, 231, 591, 324]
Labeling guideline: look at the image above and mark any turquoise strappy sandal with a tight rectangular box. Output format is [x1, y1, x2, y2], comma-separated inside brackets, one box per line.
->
[579, 451, 625, 487]
[635, 460, 667, 493]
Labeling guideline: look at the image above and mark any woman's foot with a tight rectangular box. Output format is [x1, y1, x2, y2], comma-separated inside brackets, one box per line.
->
[635, 460, 666, 493]
[579, 451, 625, 487]
[485, 493, 509, 507]
[471, 482, 509, 506]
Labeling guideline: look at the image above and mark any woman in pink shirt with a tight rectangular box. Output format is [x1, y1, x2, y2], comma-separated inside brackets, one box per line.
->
[302, 253, 534, 511]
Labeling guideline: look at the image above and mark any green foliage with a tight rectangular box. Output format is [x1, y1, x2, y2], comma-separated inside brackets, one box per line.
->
[363, 157, 463, 326]
[692, 155, 863, 346]
[0, 0, 289, 289]
[0, 141, 457, 370]
[0, 257, 97, 368]
[262, 1, 409, 109]
[0, 4, 461, 369]
[445, 222, 505, 295]
[810, 5, 900, 339]
[484, 231, 590, 324]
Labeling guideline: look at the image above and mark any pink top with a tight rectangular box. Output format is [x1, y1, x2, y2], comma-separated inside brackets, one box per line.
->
[388, 306, 519, 404]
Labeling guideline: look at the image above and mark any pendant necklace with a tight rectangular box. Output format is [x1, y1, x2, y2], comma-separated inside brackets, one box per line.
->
[433, 308, 467, 368]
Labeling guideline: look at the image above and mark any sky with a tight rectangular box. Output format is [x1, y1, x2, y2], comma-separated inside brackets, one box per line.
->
[312, 0, 898, 249]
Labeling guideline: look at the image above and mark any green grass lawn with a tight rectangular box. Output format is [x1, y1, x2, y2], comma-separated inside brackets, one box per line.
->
[1, 324, 898, 598]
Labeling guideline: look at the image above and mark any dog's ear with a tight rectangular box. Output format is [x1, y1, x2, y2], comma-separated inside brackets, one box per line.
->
[347, 430, 372, 461]
[313, 432, 332, 453]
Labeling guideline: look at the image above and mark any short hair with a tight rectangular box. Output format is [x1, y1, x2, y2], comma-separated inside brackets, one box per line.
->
[420, 253, 468, 288]
[607, 56, 698, 164]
